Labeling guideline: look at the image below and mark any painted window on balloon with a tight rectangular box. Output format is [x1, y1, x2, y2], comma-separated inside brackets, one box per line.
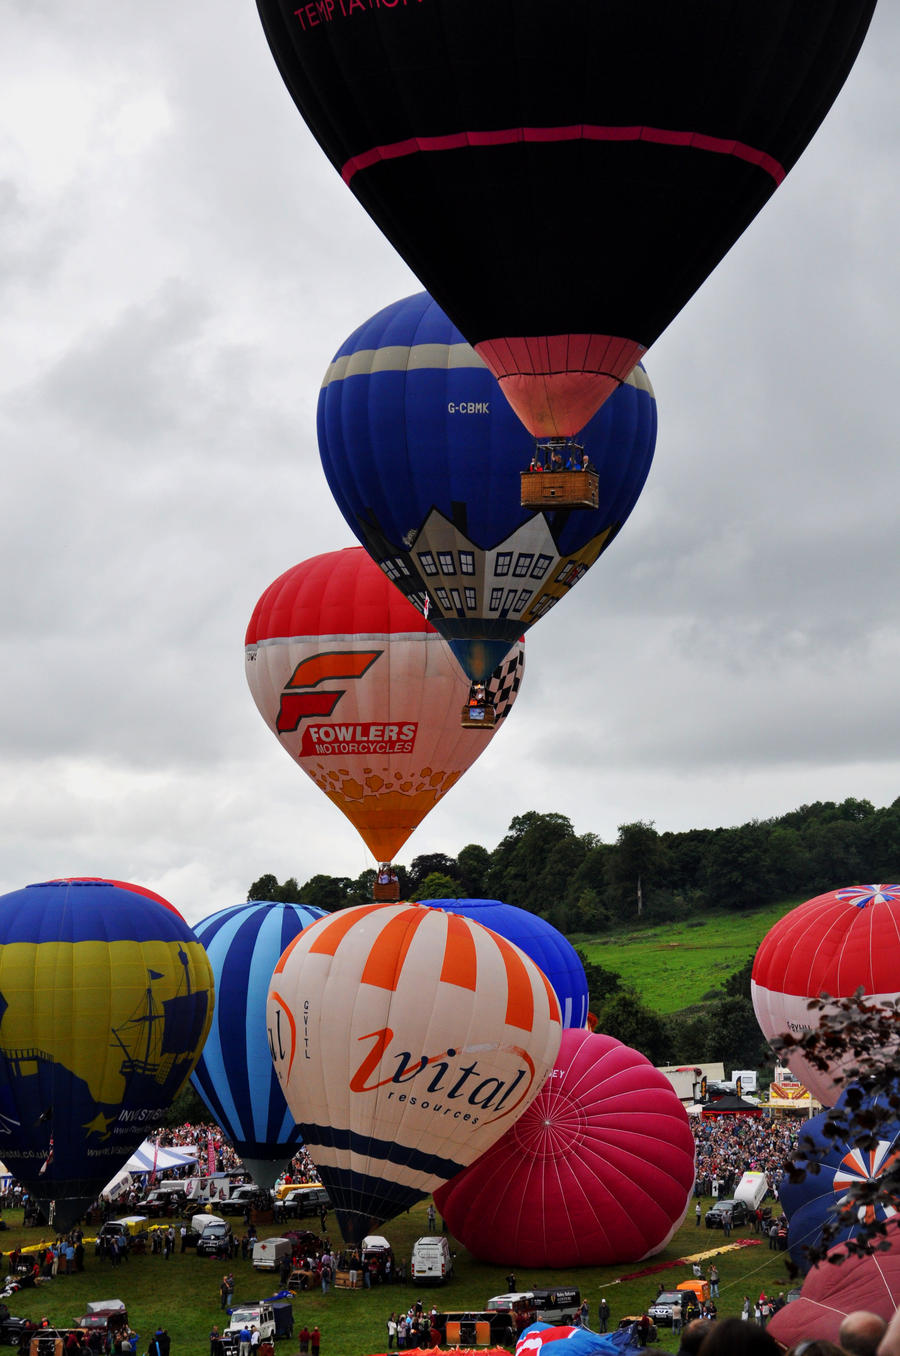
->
[532, 554, 553, 579]
[464, 587, 477, 609]
[489, 588, 503, 611]
[513, 554, 533, 577]
[557, 561, 587, 586]
[381, 556, 411, 581]
[435, 588, 451, 609]
[494, 552, 512, 576]
[459, 552, 475, 575]
[437, 552, 456, 575]
[418, 552, 439, 576]
[514, 590, 533, 612]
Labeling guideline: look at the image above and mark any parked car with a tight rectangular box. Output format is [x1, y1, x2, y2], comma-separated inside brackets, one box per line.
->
[95, 1219, 149, 1256]
[220, 1185, 273, 1216]
[705, 1199, 751, 1229]
[485, 1288, 581, 1333]
[196, 1218, 233, 1257]
[648, 1292, 692, 1328]
[74, 1301, 134, 1353]
[278, 1186, 330, 1220]
[141, 1187, 188, 1217]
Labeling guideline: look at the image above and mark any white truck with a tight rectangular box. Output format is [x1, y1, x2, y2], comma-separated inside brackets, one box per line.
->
[410, 1236, 453, 1284]
[252, 1237, 293, 1271]
[734, 1170, 769, 1211]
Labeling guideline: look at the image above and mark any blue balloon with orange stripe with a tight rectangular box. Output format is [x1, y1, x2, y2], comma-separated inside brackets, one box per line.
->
[422, 898, 588, 1029]
[0, 878, 213, 1228]
[190, 900, 327, 1188]
[266, 902, 563, 1243]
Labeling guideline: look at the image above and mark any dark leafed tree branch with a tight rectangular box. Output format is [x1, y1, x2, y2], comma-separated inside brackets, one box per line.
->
[774, 988, 900, 1264]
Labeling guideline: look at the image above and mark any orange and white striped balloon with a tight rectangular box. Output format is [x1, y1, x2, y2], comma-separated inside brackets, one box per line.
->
[266, 902, 562, 1243]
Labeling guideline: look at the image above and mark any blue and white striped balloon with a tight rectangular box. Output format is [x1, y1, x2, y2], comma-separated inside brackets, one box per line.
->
[191, 900, 327, 1187]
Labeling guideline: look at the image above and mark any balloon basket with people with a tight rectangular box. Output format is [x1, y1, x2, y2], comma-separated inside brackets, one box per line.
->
[461, 682, 496, 729]
[372, 867, 401, 902]
[521, 438, 600, 509]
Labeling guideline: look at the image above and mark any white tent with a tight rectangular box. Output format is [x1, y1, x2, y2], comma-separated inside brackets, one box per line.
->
[102, 1140, 199, 1197]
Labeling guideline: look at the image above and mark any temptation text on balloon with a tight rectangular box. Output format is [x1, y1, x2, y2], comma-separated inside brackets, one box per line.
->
[293, 0, 425, 33]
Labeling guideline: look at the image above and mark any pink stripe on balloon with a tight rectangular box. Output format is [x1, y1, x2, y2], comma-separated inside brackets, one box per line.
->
[341, 124, 785, 186]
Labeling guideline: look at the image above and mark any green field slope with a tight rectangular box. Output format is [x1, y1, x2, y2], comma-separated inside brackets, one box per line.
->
[577, 899, 801, 1015]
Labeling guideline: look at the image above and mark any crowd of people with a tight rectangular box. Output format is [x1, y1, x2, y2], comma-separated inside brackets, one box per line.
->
[691, 1112, 800, 1199]
[676, 1310, 896, 1356]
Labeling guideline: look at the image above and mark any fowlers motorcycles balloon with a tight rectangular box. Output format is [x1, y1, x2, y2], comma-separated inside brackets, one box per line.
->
[256, 0, 876, 436]
[246, 547, 524, 857]
[0, 878, 213, 1227]
[266, 902, 563, 1243]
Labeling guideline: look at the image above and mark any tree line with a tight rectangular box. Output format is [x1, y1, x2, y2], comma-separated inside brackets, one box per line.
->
[251, 795, 899, 933]
[248, 795, 900, 1071]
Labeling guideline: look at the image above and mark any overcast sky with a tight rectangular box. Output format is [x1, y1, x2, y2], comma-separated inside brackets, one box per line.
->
[1, 4, 897, 926]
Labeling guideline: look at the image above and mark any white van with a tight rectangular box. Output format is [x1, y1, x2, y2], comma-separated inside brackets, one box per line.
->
[410, 1235, 453, 1285]
[734, 1170, 768, 1211]
[252, 1237, 293, 1270]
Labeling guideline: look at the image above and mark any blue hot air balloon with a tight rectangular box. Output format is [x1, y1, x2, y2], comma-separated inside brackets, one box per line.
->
[779, 1092, 900, 1272]
[421, 898, 589, 1030]
[0, 878, 213, 1228]
[190, 900, 327, 1188]
[318, 292, 657, 682]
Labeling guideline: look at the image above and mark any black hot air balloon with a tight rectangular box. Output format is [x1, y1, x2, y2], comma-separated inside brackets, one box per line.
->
[254, 1, 876, 440]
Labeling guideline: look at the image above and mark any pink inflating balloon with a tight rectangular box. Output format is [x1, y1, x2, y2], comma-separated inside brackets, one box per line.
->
[434, 1028, 695, 1266]
[768, 1221, 900, 1348]
[752, 885, 900, 1106]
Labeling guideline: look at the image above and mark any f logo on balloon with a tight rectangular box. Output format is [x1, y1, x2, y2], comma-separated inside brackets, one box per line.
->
[275, 650, 381, 732]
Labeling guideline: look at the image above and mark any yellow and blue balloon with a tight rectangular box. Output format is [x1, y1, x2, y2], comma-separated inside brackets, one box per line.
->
[0, 877, 213, 1226]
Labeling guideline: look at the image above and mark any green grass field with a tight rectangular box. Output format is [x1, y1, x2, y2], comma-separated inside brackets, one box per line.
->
[1, 1199, 796, 1356]
[577, 901, 801, 1014]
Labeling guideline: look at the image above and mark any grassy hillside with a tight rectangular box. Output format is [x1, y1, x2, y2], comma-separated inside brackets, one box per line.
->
[576, 899, 801, 1014]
